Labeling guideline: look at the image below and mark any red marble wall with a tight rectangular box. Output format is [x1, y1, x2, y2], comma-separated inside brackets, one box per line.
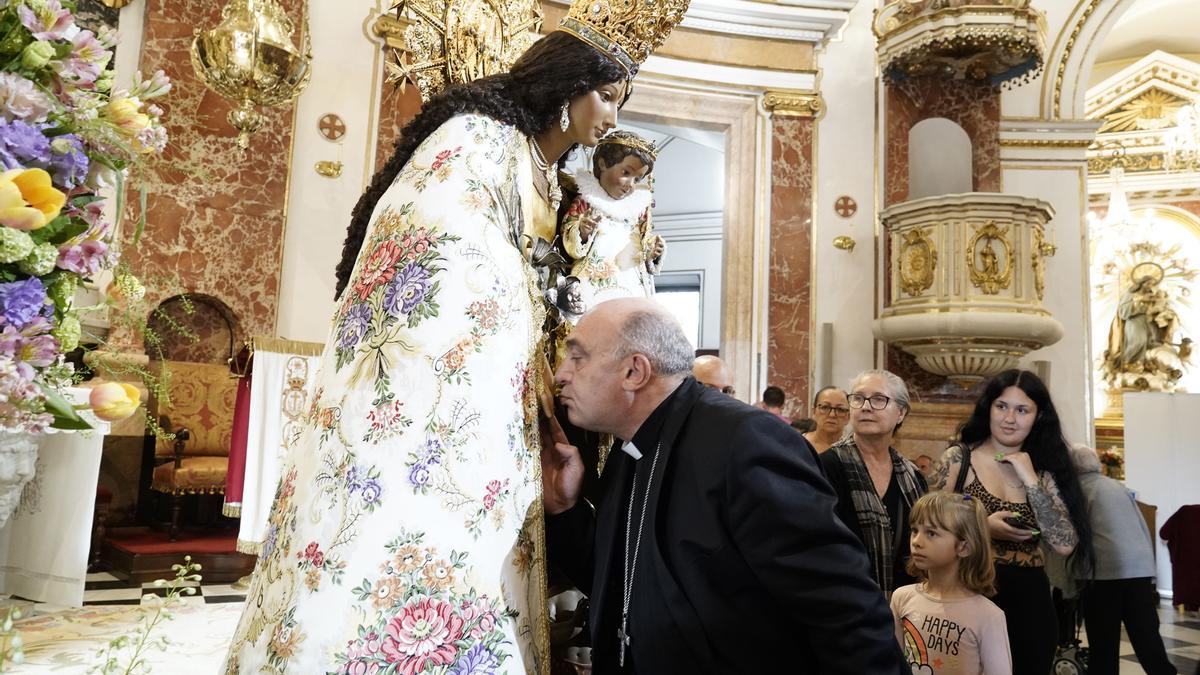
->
[115, 0, 303, 353]
[883, 76, 1001, 401]
[1167, 199, 1200, 221]
[767, 117, 814, 417]
[884, 77, 1000, 207]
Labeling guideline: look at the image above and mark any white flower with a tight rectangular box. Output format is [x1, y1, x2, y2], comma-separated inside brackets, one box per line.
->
[0, 72, 55, 122]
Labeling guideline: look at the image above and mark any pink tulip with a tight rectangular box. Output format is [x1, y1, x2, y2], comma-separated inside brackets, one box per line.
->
[88, 382, 141, 421]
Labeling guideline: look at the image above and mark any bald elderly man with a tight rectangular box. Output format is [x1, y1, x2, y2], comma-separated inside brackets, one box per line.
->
[543, 298, 903, 674]
[692, 354, 734, 395]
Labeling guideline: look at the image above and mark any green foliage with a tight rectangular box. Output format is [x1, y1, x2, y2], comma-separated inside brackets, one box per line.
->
[88, 557, 204, 675]
[0, 606, 23, 672]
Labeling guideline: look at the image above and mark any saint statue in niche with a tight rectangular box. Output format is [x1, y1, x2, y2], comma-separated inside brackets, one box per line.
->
[979, 244, 1000, 277]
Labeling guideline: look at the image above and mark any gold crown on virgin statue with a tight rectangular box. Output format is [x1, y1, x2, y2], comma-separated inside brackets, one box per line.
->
[598, 130, 658, 161]
[558, 0, 691, 75]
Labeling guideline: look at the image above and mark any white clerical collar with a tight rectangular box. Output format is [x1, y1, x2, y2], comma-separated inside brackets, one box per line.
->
[621, 441, 643, 460]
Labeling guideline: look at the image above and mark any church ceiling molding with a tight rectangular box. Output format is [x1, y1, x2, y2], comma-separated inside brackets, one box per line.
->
[1086, 50, 1200, 128]
[1086, 50, 1200, 176]
[542, 0, 856, 44]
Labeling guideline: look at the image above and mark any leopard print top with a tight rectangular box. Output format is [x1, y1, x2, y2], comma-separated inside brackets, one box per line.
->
[964, 476, 1042, 565]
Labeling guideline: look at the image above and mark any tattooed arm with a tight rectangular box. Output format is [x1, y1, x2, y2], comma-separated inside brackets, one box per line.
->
[1025, 472, 1078, 556]
[928, 445, 963, 492]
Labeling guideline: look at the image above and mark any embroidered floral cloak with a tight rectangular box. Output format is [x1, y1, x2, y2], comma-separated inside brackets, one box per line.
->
[224, 114, 551, 674]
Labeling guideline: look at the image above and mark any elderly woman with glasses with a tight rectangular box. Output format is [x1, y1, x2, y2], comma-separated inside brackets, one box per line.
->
[804, 386, 850, 453]
[818, 370, 928, 595]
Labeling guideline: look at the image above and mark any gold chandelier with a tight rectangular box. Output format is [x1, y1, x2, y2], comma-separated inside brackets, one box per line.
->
[190, 0, 312, 148]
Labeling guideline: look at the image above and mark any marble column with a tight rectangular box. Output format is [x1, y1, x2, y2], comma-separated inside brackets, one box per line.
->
[373, 83, 424, 173]
[766, 105, 816, 417]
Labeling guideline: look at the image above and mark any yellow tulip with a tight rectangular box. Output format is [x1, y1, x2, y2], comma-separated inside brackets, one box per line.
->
[0, 168, 65, 230]
[88, 382, 142, 422]
[104, 97, 151, 135]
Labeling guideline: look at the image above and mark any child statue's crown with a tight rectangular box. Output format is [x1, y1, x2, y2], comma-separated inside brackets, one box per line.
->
[597, 130, 658, 162]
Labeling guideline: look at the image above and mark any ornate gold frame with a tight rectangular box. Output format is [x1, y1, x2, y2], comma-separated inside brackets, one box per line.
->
[383, 0, 542, 101]
[967, 221, 1013, 295]
[899, 227, 937, 297]
[1032, 225, 1048, 300]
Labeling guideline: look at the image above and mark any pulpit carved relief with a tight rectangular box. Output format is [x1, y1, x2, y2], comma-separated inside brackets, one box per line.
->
[966, 221, 1013, 295]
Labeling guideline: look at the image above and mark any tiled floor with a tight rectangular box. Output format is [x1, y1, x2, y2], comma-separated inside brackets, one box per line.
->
[1067, 601, 1199, 674]
[9, 575, 1198, 673]
[80, 571, 248, 607]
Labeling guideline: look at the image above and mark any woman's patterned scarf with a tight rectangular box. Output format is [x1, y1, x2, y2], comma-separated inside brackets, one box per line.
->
[831, 438, 924, 594]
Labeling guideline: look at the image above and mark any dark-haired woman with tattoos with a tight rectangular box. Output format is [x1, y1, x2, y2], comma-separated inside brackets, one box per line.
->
[931, 369, 1094, 675]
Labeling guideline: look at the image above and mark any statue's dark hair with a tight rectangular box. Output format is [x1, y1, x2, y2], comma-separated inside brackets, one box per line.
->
[334, 32, 628, 299]
[593, 140, 655, 176]
[958, 369, 1095, 575]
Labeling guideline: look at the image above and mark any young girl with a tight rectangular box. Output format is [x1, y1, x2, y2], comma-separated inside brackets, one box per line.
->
[891, 492, 1012, 675]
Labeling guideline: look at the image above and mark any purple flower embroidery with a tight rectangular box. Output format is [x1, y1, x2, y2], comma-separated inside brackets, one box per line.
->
[360, 479, 383, 506]
[261, 524, 278, 560]
[450, 643, 500, 675]
[0, 278, 48, 328]
[408, 462, 431, 488]
[420, 437, 444, 465]
[383, 263, 431, 316]
[0, 119, 51, 169]
[346, 465, 365, 492]
[339, 303, 372, 350]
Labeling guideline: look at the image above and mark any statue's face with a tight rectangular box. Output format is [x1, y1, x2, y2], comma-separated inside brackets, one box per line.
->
[596, 155, 649, 200]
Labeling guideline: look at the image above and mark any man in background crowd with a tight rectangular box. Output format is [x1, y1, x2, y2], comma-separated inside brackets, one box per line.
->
[692, 354, 734, 396]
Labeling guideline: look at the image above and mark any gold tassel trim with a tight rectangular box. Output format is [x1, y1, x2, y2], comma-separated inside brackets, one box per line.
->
[151, 484, 227, 496]
[236, 538, 262, 556]
[222, 502, 242, 518]
[251, 336, 325, 357]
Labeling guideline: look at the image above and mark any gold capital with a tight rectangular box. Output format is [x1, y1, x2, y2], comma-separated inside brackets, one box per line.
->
[762, 91, 822, 118]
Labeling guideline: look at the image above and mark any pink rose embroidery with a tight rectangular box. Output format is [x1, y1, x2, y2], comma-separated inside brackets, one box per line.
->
[381, 596, 465, 674]
[352, 240, 404, 301]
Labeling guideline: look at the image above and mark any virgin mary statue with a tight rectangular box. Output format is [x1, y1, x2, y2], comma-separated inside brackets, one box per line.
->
[222, 1, 689, 673]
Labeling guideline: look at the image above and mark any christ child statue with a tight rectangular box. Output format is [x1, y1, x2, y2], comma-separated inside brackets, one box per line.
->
[558, 130, 664, 325]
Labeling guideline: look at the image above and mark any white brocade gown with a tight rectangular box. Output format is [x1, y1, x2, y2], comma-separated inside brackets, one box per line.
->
[224, 114, 551, 674]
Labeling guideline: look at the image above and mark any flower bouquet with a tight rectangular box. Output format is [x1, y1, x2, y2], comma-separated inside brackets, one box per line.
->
[0, 0, 170, 433]
[1099, 448, 1124, 479]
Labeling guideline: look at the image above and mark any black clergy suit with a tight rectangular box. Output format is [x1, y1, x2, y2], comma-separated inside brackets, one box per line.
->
[546, 377, 904, 674]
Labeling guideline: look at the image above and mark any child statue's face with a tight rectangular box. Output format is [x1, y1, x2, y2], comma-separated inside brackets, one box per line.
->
[597, 155, 650, 200]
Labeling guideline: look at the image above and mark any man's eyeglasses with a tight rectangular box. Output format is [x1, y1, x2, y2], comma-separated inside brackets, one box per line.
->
[701, 382, 736, 396]
[815, 403, 850, 417]
[847, 393, 892, 411]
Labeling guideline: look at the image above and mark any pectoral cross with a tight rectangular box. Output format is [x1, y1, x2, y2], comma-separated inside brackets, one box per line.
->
[618, 618, 631, 667]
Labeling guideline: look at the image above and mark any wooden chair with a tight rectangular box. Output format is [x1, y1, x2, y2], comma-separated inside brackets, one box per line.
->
[147, 361, 237, 541]
[1137, 500, 1157, 560]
